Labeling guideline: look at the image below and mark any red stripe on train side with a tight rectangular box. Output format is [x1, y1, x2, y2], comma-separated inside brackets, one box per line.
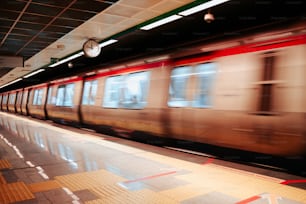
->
[175, 34, 306, 66]
[50, 76, 83, 86]
[31, 83, 48, 90]
[85, 60, 172, 81]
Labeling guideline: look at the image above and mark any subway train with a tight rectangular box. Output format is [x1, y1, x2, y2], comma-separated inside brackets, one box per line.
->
[1, 25, 306, 157]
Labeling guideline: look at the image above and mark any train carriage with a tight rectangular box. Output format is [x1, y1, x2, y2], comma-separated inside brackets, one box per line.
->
[7, 91, 17, 113]
[1, 92, 8, 111]
[15, 88, 24, 114]
[165, 38, 306, 156]
[27, 83, 48, 119]
[80, 61, 172, 136]
[21, 87, 31, 116]
[46, 76, 83, 125]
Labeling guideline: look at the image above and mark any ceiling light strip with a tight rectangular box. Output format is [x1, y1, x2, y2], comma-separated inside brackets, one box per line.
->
[49, 51, 84, 68]
[0, 78, 22, 89]
[23, 69, 45, 78]
[99, 39, 118, 48]
[140, 15, 183, 30]
[179, 0, 230, 16]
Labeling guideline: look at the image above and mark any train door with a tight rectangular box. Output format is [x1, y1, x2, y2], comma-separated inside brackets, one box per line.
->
[166, 63, 216, 140]
[1, 93, 8, 111]
[8, 92, 17, 112]
[16, 89, 23, 113]
[21, 88, 31, 115]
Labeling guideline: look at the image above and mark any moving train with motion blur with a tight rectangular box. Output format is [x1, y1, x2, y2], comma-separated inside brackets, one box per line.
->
[1, 23, 306, 157]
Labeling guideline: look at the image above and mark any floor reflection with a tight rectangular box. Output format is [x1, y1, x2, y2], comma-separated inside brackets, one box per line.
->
[0, 113, 173, 180]
[0, 114, 101, 172]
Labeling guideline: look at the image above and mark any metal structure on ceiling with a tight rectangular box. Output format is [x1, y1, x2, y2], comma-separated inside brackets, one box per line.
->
[0, 0, 195, 88]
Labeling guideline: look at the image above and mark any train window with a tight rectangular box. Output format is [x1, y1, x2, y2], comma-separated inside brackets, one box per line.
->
[22, 91, 28, 105]
[168, 64, 216, 108]
[103, 71, 150, 109]
[82, 80, 97, 105]
[56, 83, 74, 107]
[9, 93, 16, 104]
[33, 89, 43, 105]
[47, 87, 53, 104]
[103, 75, 122, 108]
[56, 87, 64, 106]
[2, 95, 8, 108]
[168, 66, 192, 107]
[192, 63, 216, 108]
[122, 72, 150, 109]
[16, 92, 22, 104]
[3, 95, 8, 103]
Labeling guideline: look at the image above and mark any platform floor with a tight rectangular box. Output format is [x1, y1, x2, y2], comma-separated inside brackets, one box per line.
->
[0, 112, 305, 204]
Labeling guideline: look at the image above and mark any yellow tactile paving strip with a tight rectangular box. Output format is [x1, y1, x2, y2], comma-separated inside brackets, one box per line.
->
[0, 159, 11, 169]
[0, 182, 35, 204]
[160, 184, 211, 201]
[55, 169, 180, 203]
[28, 180, 62, 193]
[53, 162, 306, 204]
[55, 169, 124, 191]
[86, 188, 178, 204]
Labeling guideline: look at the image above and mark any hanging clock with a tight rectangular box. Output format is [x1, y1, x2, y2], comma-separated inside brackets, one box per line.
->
[82, 39, 101, 58]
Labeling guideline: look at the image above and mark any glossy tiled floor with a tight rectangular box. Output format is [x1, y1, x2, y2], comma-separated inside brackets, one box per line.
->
[0, 112, 305, 203]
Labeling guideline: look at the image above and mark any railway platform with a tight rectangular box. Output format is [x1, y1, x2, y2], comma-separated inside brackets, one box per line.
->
[0, 112, 305, 204]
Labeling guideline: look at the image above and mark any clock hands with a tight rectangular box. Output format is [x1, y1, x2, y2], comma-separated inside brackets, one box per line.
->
[83, 39, 101, 58]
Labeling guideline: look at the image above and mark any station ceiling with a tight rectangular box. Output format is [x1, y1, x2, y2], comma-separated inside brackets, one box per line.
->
[0, 0, 305, 92]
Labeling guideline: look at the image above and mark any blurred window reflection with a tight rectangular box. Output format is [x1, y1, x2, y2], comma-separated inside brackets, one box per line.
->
[103, 71, 150, 109]
[21, 90, 28, 107]
[83, 153, 98, 171]
[3, 94, 8, 104]
[82, 80, 98, 105]
[58, 143, 78, 169]
[34, 131, 45, 148]
[9, 93, 16, 104]
[56, 83, 74, 107]
[168, 63, 216, 108]
[168, 66, 191, 107]
[103, 75, 122, 108]
[33, 89, 44, 105]
[47, 87, 53, 104]
[16, 91, 22, 105]
[192, 63, 216, 107]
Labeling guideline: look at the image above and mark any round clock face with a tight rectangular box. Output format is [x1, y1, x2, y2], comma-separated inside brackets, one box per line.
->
[83, 39, 101, 58]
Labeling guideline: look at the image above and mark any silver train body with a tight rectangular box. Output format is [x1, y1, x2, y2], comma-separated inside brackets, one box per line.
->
[1, 25, 306, 157]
